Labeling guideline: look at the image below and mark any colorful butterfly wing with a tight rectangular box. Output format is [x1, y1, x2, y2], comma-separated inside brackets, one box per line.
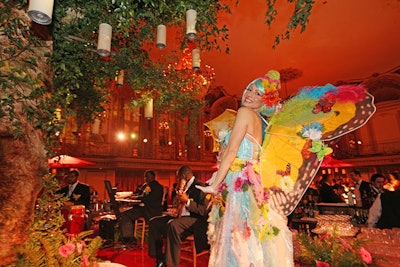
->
[260, 84, 376, 216]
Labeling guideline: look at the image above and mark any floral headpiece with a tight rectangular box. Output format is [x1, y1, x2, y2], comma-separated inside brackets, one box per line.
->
[260, 70, 281, 107]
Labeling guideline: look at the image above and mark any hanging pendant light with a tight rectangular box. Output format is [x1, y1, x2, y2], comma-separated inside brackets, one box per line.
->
[156, 25, 167, 49]
[144, 99, 153, 120]
[97, 23, 112, 57]
[92, 118, 101, 134]
[186, 9, 197, 39]
[192, 48, 200, 71]
[28, 0, 54, 25]
[116, 70, 124, 86]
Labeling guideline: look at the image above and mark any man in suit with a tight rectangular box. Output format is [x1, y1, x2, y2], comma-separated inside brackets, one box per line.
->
[349, 169, 373, 208]
[57, 170, 91, 209]
[120, 170, 164, 245]
[318, 174, 340, 203]
[148, 165, 210, 267]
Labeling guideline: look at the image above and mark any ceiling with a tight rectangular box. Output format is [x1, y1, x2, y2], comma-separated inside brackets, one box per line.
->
[200, 0, 400, 99]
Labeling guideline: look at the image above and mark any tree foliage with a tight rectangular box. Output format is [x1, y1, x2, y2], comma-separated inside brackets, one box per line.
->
[1, 0, 315, 155]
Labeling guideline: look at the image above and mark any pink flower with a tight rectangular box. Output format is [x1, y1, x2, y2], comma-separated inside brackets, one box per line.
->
[80, 255, 89, 267]
[59, 242, 76, 258]
[263, 188, 269, 202]
[244, 220, 251, 239]
[234, 177, 244, 192]
[359, 247, 372, 264]
[316, 261, 330, 267]
[218, 182, 227, 193]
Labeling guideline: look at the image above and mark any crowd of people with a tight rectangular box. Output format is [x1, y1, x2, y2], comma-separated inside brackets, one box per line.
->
[295, 169, 400, 230]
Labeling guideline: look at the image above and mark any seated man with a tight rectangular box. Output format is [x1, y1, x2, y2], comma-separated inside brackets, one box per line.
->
[119, 170, 164, 245]
[148, 165, 210, 267]
[57, 170, 90, 209]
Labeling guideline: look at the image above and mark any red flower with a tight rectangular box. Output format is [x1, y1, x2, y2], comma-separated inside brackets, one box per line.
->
[316, 261, 330, 267]
[359, 247, 373, 264]
[234, 177, 244, 192]
[262, 90, 281, 107]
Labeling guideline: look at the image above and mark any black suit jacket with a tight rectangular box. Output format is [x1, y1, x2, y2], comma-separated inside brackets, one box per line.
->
[358, 180, 373, 208]
[139, 179, 164, 220]
[377, 190, 400, 229]
[184, 179, 210, 252]
[58, 182, 91, 209]
[319, 183, 339, 203]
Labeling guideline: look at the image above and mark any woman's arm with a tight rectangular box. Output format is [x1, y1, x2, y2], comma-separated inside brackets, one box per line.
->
[202, 107, 253, 193]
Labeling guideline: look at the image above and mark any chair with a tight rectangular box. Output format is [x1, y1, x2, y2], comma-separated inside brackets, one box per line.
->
[134, 217, 148, 247]
[180, 234, 209, 267]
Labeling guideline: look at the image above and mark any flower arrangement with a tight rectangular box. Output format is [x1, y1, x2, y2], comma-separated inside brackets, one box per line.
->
[295, 232, 379, 267]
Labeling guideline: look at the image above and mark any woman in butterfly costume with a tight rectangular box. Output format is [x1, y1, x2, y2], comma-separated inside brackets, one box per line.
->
[197, 70, 376, 267]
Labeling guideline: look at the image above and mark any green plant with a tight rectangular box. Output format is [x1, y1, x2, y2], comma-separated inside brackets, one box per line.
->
[295, 232, 379, 267]
[11, 174, 102, 267]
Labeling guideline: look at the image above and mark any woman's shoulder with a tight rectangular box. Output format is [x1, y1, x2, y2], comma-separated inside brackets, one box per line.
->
[237, 106, 257, 116]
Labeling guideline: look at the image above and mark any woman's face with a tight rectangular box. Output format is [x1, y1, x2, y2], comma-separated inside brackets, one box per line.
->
[242, 84, 264, 110]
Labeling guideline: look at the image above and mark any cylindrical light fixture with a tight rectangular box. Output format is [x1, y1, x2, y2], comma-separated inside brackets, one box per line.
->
[192, 48, 200, 71]
[156, 25, 167, 49]
[92, 118, 101, 134]
[97, 23, 112, 57]
[116, 70, 124, 86]
[144, 99, 153, 120]
[186, 9, 197, 39]
[28, 0, 54, 25]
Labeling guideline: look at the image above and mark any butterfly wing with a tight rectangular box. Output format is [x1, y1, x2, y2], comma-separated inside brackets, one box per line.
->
[260, 84, 376, 216]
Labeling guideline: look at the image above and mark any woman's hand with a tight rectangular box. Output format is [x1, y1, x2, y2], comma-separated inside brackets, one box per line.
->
[196, 185, 218, 195]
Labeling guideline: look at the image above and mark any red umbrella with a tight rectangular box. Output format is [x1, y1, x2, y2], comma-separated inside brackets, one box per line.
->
[321, 155, 354, 168]
[48, 155, 95, 168]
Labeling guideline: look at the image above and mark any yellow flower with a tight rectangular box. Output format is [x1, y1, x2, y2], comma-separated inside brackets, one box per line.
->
[264, 226, 278, 240]
[252, 161, 260, 174]
[230, 158, 245, 172]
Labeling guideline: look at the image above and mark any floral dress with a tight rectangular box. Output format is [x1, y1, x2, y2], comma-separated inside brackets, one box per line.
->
[207, 132, 294, 267]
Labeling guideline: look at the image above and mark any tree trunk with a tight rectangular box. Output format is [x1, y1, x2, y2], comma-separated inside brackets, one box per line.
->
[0, 4, 51, 264]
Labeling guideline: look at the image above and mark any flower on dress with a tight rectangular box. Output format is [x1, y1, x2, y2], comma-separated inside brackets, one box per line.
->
[263, 224, 280, 240]
[216, 129, 229, 143]
[251, 160, 260, 174]
[59, 242, 76, 258]
[230, 158, 245, 172]
[279, 175, 294, 193]
[234, 177, 244, 192]
[244, 220, 252, 239]
[359, 247, 373, 264]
